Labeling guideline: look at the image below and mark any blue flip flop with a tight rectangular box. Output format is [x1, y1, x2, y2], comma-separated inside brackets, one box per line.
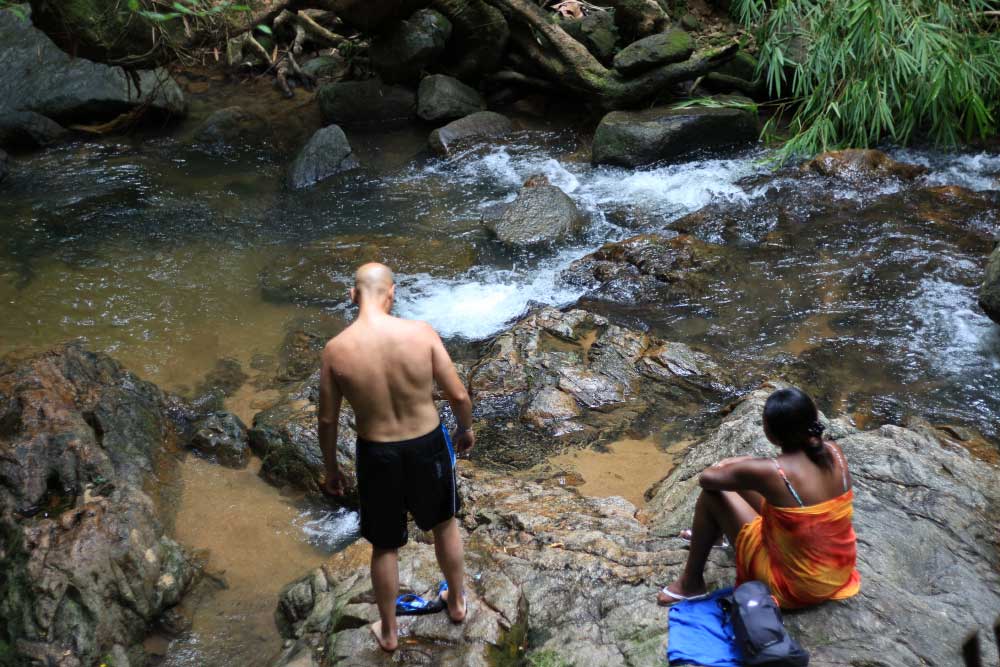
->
[395, 582, 447, 616]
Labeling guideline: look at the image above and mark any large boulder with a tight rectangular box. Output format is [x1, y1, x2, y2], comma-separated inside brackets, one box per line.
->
[612, 28, 694, 76]
[0, 110, 67, 149]
[428, 110, 513, 155]
[192, 106, 271, 151]
[646, 386, 1000, 666]
[0, 343, 199, 666]
[561, 10, 619, 63]
[980, 245, 1000, 325]
[317, 79, 416, 126]
[286, 125, 359, 190]
[272, 385, 1000, 667]
[468, 307, 736, 467]
[248, 375, 359, 505]
[417, 74, 485, 122]
[592, 103, 759, 167]
[487, 184, 585, 246]
[259, 234, 478, 307]
[370, 8, 452, 84]
[801, 149, 928, 181]
[0, 7, 185, 122]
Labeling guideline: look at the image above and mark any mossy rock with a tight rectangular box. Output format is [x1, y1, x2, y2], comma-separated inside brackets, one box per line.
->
[612, 28, 694, 76]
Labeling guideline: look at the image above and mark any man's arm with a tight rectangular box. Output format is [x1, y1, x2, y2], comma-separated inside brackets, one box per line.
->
[429, 326, 475, 454]
[318, 343, 346, 495]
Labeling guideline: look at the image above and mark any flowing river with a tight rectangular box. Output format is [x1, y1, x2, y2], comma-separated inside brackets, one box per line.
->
[2, 93, 998, 664]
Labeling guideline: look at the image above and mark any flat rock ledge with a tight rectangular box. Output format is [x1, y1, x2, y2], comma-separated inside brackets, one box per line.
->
[272, 385, 1000, 667]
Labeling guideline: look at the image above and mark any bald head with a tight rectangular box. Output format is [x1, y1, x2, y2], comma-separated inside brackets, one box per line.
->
[352, 262, 395, 310]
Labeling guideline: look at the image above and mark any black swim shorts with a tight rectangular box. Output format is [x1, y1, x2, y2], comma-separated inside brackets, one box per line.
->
[356, 424, 460, 549]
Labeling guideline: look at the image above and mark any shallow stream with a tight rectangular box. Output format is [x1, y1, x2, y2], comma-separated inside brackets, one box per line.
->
[2, 93, 999, 664]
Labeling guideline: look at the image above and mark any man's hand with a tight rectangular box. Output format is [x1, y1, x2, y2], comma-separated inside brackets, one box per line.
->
[453, 428, 475, 455]
[322, 468, 347, 497]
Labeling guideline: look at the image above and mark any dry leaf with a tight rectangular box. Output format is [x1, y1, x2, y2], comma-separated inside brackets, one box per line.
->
[552, 0, 584, 18]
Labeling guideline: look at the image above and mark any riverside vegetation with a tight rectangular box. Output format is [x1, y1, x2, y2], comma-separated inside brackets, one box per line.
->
[1, 0, 999, 666]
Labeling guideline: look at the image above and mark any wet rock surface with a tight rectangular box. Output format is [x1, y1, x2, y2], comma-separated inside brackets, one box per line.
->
[188, 412, 250, 469]
[317, 79, 416, 126]
[486, 183, 585, 246]
[646, 386, 1000, 666]
[0, 148, 7, 182]
[417, 74, 485, 123]
[592, 103, 759, 167]
[428, 111, 514, 156]
[248, 374, 359, 505]
[980, 245, 1000, 324]
[259, 235, 478, 307]
[370, 9, 452, 84]
[0, 110, 67, 150]
[0, 343, 199, 666]
[287, 125, 359, 190]
[801, 149, 928, 181]
[612, 28, 694, 76]
[270, 385, 1000, 667]
[192, 106, 271, 150]
[0, 7, 185, 122]
[468, 307, 736, 467]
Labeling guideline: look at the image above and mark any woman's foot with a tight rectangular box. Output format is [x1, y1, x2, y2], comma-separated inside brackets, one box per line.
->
[369, 620, 398, 652]
[656, 577, 709, 606]
[679, 529, 729, 548]
[440, 589, 467, 623]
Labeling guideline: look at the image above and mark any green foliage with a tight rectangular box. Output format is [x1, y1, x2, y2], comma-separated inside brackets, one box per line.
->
[732, 0, 1000, 159]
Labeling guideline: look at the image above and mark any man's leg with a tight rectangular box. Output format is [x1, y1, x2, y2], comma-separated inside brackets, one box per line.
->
[432, 518, 467, 622]
[370, 547, 399, 651]
[658, 489, 758, 603]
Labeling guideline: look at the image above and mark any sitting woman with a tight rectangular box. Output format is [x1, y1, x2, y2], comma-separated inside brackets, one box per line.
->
[659, 387, 861, 609]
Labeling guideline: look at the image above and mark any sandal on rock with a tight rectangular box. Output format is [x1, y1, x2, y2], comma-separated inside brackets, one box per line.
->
[395, 583, 447, 616]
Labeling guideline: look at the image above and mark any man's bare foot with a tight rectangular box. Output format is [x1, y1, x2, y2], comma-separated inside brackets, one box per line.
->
[369, 620, 398, 652]
[440, 589, 467, 624]
[656, 578, 708, 606]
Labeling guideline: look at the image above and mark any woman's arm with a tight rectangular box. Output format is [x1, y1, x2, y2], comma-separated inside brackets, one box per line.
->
[699, 457, 771, 492]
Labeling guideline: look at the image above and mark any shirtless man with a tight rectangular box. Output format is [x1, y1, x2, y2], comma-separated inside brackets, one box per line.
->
[318, 262, 475, 652]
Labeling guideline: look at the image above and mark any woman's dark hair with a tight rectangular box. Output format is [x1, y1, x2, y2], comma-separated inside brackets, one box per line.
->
[763, 387, 833, 469]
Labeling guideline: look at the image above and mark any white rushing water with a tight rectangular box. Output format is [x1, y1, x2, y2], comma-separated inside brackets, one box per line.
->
[294, 506, 360, 552]
[393, 145, 770, 339]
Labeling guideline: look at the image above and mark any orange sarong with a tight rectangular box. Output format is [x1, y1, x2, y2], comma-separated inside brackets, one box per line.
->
[735, 489, 861, 609]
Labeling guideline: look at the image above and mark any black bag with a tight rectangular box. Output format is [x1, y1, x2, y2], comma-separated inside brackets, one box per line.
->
[721, 581, 810, 666]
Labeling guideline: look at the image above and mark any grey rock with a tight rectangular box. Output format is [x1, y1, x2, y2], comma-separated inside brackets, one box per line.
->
[286, 125, 359, 190]
[192, 106, 270, 149]
[0, 343, 199, 666]
[561, 11, 619, 63]
[592, 102, 759, 167]
[417, 74, 485, 122]
[612, 28, 694, 76]
[300, 54, 348, 80]
[189, 412, 250, 469]
[370, 8, 452, 83]
[317, 78, 416, 125]
[428, 110, 513, 155]
[487, 184, 585, 246]
[0, 8, 185, 121]
[0, 110, 67, 149]
[980, 245, 1000, 324]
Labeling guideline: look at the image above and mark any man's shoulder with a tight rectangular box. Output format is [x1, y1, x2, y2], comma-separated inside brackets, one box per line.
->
[392, 316, 438, 338]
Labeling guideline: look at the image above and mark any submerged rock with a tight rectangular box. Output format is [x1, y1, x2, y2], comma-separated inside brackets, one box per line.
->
[612, 28, 694, 76]
[428, 110, 513, 155]
[273, 385, 1000, 667]
[317, 79, 416, 126]
[417, 74, 485, 123]
[801, 149, 928, 181]
[0, 343, 199, 666]
[468, 307, 734, 467]
[286, 125, 359, 190]
[980, 245, 1000, 324]
[646, 385, 1000, 666]
[486, 183, 585, 246]
[192, 106, 271, 150]
[370, 8, 452, 84]
[189, 412, 250, 469]
[0, 110, 67, 149]
[300, 54, 348, 81]
[0, 7, 185, 122]
[592, 103, 759, 167]
[259, 234, 478, 307]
